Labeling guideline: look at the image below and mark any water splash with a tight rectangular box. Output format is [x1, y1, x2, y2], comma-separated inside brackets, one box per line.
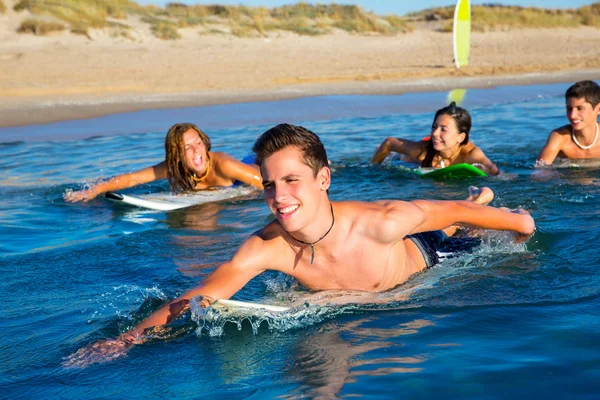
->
[88, 285, 167, 323]
[185, 230, 537, 336]
[190, 297, 355, 337]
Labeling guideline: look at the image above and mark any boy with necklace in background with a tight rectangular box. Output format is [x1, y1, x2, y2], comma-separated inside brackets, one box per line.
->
[537, 80, 600, 166]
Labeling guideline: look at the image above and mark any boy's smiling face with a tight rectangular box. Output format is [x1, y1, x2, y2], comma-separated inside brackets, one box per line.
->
[566, 97, 600, 131]
[261, 146, 329, 234]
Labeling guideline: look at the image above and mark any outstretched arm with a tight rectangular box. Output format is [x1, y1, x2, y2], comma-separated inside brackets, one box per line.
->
[124, 234, 270, 339]
[64, 234, 270, 367]
[410, 199, 535, 237]
[372, 190, 533, 246]
[64, 161, 168, 202]
[218, 155, 263, 189]
[123, 258, 262, 341]
[370, 137, 426, 164]
[536, 130, 565, 166]
[467, 147, 499, 175]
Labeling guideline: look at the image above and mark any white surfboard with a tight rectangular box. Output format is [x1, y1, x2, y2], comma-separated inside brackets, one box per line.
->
[453, 0, 471, 69]
[105, 186, 255, 211]
[191, 298, 291, 325]
[213, 299, 291, 313]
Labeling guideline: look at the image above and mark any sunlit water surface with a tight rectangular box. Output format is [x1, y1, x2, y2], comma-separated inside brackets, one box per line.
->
[1, 82, 599, 399]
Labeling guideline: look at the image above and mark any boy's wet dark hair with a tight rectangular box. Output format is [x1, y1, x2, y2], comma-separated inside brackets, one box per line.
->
[253, 123, 329, 177]
[422, 102, 472, 168]
[565, 80, 600, 107]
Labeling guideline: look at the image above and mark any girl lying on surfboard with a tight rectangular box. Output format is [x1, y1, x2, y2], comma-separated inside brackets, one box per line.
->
[370, 102, 499, 175]
[64, 123, 263, 202]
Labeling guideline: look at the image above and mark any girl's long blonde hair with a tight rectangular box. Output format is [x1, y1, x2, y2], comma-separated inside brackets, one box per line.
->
[165, 123, 211, 194]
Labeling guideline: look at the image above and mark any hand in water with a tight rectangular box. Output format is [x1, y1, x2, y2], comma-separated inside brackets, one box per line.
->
[514, 208, 535, 243]
[532, 159, 560, 181]
[63, 335, 135, 368]
[498, 207, 534, 243]
[64, 187, 99, 203]
[64, 297, 208, 368]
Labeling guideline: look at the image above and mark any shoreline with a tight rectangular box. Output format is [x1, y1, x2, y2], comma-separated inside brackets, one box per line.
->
[3, 2, 600, 130]
[2, 68, 599, 128]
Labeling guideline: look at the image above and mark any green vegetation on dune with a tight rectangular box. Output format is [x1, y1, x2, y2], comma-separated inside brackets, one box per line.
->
[146, 3, 413, 37]
[14, 0, 138, 24]
[409, 3, 600, 32]
[17, 18, 65, 35]
[470, 4, 598, 31]
[269, 4, 411, 35]
[11, 0, 412, 39]
[10, 1, 600, 40]
[0, 0, 6, 14]
[146, 18, 181, 39]
[13, 0, 142, 36]
[578, 3, 600, 28]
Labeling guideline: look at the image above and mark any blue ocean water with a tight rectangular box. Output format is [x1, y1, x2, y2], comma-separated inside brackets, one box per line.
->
[1, 82, 600, 399]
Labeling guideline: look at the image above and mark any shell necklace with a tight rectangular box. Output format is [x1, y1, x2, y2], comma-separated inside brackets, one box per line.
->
[436, 147, 461, 168]
[572, 123, 598, 150]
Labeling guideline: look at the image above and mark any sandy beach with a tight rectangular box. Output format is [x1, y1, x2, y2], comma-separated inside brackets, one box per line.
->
[1, 1, 599, 128]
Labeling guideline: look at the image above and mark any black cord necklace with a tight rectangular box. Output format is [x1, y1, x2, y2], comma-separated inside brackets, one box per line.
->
[288, 203, 335, 264]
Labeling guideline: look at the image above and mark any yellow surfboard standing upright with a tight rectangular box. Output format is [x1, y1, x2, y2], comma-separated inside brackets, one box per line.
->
[453, 0, 471, 69]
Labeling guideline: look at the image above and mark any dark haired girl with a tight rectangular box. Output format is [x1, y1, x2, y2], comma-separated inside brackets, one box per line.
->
[371, 102, 499, 175]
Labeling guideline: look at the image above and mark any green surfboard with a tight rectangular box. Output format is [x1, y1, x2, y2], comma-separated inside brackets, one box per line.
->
[453, 0, 471, 69]
[418, 163, 486, 179]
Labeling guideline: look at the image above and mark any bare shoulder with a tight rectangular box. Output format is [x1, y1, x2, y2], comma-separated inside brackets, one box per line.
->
[412, 139, 430, 151]
[373, 199, 423, 224]
[231, 220, 292, 272]
[212, 152, 256, 170]
[337, 200, 421, 242]
[255, 219, 287, 242]
[462, 142, 484, 156]
[412, 140, 430, 159]
[542, 125, 572, 151]
[553, 124, 571, 134]
[536, 124, 572, 165]
[337, 199, 418, 218]
[463, 143, 491, 162]
[549, 125, 572, 140]
[462, 142, 477, 151]
[211, 152, 237, 166]
[153, 160, 169, 177]
[211, 152, 248, 174]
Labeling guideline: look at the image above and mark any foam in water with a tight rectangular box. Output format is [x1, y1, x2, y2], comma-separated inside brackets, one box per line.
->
[186, 230, 533, 336]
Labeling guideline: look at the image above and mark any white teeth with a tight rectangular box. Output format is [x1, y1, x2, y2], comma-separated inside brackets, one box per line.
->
[278, 205, 298, 214]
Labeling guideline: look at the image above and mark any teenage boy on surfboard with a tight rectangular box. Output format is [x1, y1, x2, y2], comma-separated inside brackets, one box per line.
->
[66, 123, 534, 367]
[537, 80, 600, 166]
